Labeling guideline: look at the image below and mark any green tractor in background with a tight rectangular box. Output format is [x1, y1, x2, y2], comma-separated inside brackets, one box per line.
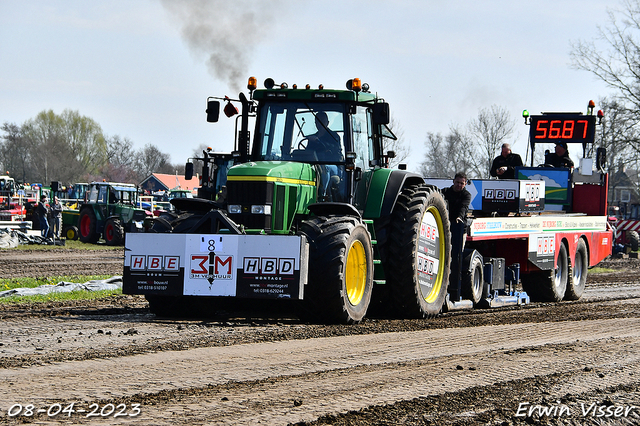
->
[78, 182, 149, 245]
[124, 77, 452, 323]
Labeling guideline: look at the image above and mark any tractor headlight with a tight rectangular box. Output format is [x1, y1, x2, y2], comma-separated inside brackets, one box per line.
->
[251, 205, 271, 214]
[228, 204, 242, 214]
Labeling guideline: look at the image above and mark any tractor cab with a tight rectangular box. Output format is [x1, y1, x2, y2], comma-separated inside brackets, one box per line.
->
[204, 77, 397, 234]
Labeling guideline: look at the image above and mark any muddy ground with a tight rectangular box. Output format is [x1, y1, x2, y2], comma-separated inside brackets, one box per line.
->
[0, 248, 639, 425]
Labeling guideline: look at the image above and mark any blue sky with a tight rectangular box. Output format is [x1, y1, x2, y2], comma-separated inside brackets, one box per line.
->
[0, 0, 615, 173]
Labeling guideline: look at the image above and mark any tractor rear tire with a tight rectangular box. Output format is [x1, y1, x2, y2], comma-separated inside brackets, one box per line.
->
[627, 230, 640, 251]
[462, 250, 484, 305]
[79, 208, 99, 243]
[386, 184, 451, 318]
[522, 243, 568, 302]
[565, 239, 588, 300]
[64, 225, 79, 241]
[104, 218, 124, 246]
[299, 216, 374, 324]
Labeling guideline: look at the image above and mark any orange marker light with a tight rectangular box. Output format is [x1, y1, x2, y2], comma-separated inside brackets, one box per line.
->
[247, 76, 257, 91]
[352, 78, 362, 92]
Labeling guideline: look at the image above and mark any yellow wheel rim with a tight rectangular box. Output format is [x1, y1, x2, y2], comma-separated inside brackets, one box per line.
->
[346, 239, 367, 306]
[422, 206, 445, 303]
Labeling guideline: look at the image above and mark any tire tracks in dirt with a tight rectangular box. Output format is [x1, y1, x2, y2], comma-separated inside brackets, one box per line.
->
[1, 317, 639, 425]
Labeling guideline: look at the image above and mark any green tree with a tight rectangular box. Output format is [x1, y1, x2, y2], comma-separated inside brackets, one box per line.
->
[20, 109, 108, 184]
[61, 109, 107, 176]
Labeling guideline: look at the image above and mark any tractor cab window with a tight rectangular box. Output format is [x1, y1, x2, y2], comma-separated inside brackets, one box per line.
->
[98, 186, 107, 204]
[257, 102, 346, 164]
[121, 190, 136, 204]
[352, 106, 374, 170]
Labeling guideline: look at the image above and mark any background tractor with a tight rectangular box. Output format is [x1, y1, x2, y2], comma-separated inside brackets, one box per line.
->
[78, 182, 149, 245]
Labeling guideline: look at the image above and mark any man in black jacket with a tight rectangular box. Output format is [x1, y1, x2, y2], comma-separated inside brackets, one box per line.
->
[545, 142, 574, 168]
[442, 172, 471, 228]
[36, 194, 50, 238]
[490, 143, 523, 179]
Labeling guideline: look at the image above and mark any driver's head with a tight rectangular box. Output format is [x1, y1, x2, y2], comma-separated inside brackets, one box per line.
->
[315, 111, 329, 128]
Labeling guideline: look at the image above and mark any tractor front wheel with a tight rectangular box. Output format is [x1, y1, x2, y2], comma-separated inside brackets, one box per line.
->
[300, 216, 374, 324]
[78, 208, 99, 243]
[64, 225, 79, 240]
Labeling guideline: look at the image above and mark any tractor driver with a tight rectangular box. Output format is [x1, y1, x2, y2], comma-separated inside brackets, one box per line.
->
[545, 141, 574, 169]
[306, 111, 343, 200]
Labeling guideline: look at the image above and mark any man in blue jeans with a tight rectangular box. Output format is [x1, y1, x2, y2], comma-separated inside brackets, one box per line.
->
[36, 194, 50, 238]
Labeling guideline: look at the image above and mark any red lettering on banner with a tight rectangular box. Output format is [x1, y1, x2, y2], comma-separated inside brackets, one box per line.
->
[191, 255, 208, 274]
[214, 256, 233, 274]
[149, 256, 162, 270]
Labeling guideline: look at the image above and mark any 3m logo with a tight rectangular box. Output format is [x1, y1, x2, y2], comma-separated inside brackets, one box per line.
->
[190, 254, 233, 279]
[130, 255, 179, 272]
[243, 257, 295, 275]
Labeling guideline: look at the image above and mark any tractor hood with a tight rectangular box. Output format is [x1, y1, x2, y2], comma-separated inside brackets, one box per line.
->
[225, 161, 318, 233]
[226, 161, 317, 187]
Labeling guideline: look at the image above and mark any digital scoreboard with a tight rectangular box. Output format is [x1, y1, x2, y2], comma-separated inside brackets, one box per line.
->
[529, 114, 596, 144]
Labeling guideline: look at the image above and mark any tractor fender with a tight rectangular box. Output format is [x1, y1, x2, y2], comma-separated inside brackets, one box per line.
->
[364, 169, 425, 218]
[308, 202, 361, 218]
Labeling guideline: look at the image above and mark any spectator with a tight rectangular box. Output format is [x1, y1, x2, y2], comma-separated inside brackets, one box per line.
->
[36, 195, 50, 238]
[442, 172, 471, 228]
[442, 172, 472, 288]
[490, 143, 523, 179]
[50, 196, 63, 239]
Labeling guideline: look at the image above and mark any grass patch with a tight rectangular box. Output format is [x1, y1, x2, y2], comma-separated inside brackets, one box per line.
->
[0, 275, 120, 305]
[0, 289, 122, 305]
[0, 275, 113, 290]
[589, 267, 617, 274]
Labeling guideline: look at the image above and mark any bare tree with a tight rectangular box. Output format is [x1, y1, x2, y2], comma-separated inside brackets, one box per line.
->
[135, 144, 173, 180]
[384, 116, 410, 168]
[420, 129, 475, 178]
[0, 122, 30, 183]
[571, 1, 640, 113]
[466, 105, 516, 178]
[97, 135, 140, 183]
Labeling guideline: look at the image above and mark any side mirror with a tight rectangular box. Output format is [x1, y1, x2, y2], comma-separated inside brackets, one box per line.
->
[206, 100, 220, 123]
[185, 162, 194, 180]
[372, 102, 390, 125]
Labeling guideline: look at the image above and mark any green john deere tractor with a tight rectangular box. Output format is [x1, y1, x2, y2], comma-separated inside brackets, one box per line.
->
[123, 77, 452, 323]
[78, 182, 149, 245]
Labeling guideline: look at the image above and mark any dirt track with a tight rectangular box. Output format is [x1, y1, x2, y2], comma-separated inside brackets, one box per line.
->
[0, 248, 639, 425]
